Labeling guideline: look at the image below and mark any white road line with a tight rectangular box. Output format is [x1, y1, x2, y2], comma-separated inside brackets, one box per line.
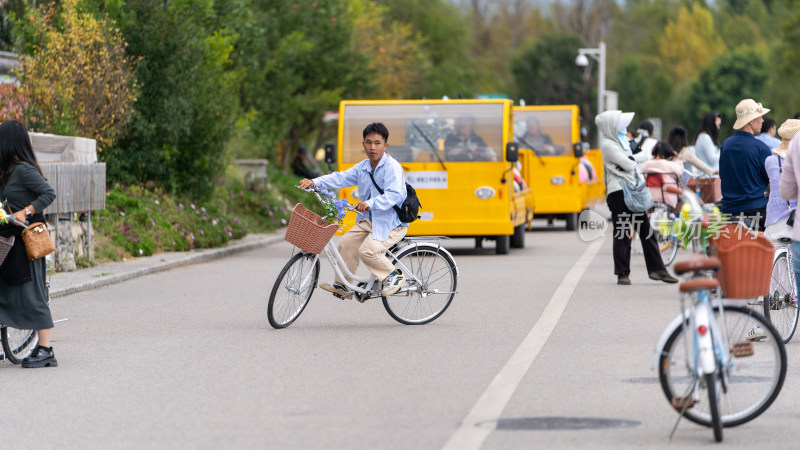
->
[442, 238, 604, 450]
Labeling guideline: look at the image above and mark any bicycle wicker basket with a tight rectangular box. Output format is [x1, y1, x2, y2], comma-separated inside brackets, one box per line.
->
[0, 235, 13, 265]
[284, 203, 338, 254]
[709, 224, 774, 299]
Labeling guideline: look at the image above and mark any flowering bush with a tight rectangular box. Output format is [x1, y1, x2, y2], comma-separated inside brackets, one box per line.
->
[95, 186, 248, 258]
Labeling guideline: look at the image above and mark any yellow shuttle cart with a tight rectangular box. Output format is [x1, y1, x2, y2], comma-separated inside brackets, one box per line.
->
[512, 105, 605, 230]
[329, 99, 534, 254]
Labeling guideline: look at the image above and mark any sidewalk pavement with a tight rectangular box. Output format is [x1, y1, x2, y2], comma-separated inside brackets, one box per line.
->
[49, 231, 286, 299]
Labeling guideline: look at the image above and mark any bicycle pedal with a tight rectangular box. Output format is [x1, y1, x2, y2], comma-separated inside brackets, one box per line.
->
[733, 341, 754, 357]
[671, 395, 695, 411]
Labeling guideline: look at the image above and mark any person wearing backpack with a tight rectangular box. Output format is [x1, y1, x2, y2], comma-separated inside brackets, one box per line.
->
[298, 122, 409, 299]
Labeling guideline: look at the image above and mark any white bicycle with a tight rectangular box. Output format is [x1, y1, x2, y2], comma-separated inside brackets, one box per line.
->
[653, 185, 786, 442]
[761, 237, 799, 343]
[268, 187, 458, 329]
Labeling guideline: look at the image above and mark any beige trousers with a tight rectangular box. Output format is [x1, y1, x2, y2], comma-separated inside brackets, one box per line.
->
[337, 220, 407, 282]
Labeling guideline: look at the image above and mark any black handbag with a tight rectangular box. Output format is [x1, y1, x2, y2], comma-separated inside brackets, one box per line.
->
[367, 173, 421, 223]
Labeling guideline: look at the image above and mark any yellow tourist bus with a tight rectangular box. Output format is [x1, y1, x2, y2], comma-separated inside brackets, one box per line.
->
[512, 105, 605, 230]
[328, 99, 534, 254]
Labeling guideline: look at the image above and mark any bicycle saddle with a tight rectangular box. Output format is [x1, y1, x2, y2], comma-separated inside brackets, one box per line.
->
[674, 255, 721, 275]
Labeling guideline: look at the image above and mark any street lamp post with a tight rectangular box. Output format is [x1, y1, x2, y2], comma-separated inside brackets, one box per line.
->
[575, 42, 606, 115]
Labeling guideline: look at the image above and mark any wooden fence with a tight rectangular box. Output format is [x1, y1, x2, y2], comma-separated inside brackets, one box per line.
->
[40, 162, 106, 214]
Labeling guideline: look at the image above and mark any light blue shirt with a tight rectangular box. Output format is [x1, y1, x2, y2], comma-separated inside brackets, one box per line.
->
[756, 133, 781, 149]
[765, 154, 796, 226]
[312, 153, 407, 241]
[694, 133, 720, 172]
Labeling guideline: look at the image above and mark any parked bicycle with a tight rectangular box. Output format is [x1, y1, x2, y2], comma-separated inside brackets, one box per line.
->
[761, 237, 799, 343]
[268, 187, 458, 329]
[645, 171, 683, 266]
[1, 323, 38, 363]
[646, 170, 719, 266]
[0, 216, 42, 363]
[653, 184, 786, 442]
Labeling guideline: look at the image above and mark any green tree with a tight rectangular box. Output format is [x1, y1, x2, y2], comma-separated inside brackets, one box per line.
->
[765, 0, 800, 120]
[351, 0, 426, 99]
[101, 0, 240, 201]
[686, 48, 769, 138]
[511, 33, 588, 122]
[233, 0, 367, 166]
[12, 0, 137, 148]
[0, 0, 26, 52]
[658, 3, 726, 83]
[376, 0, 476, 98]
[612, 56, 672, 124]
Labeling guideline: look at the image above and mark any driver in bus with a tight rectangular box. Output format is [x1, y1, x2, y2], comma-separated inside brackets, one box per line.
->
[519, 115, 557, 155]
[444, 113, 497, 161]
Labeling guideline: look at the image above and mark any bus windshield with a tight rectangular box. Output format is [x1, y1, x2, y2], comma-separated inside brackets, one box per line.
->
[341, 102, 506, 164]
[513, 109, 574, 156]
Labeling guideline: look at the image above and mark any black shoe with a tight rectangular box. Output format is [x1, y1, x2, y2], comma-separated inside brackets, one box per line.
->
[22, 345, 58, 368]
[649, 270, 679, 284]
[617, 275, 631, 285]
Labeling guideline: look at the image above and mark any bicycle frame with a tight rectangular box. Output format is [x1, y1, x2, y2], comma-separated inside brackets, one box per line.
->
[652, 184, 732, 401]
[294, 238, 439, 300]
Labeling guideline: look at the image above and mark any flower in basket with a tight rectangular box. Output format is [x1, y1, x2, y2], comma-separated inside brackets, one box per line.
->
[674, 203, 723, 249]
[319, 190, 349, 228]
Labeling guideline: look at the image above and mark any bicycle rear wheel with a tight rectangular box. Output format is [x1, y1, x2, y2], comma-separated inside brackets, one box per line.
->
[383, 243, 457, 325]
[2, 326, 38, 364]
[763, 251, 799, 343]
[650, 205, 679, 266]
[268, 252, 320, 329]
[658, 305, 786, 427]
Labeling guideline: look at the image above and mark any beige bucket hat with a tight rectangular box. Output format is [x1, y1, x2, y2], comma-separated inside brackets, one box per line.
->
[733, 99, 770, 130]
[774, 119, 800, 157]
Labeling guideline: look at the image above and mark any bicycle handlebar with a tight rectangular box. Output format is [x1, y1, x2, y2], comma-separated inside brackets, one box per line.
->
[7, 216, 28, 228]
[295, 186, 357, 212]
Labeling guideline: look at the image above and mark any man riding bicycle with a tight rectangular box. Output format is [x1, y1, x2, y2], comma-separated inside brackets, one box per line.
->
[298, 122, 409, 298]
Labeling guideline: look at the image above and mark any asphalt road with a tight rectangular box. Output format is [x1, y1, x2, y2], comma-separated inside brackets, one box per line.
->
[3, 222, 800, 449]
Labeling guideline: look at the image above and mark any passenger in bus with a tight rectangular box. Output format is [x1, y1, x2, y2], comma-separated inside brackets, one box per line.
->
[444, 113, 497, 161]
[518, 115, 557, 155]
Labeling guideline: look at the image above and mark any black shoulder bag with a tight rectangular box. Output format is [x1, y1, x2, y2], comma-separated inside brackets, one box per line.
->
[367, 172, 421, 223]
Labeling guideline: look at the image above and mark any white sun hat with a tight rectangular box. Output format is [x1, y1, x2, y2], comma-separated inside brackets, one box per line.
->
[733, 99, 769, 130]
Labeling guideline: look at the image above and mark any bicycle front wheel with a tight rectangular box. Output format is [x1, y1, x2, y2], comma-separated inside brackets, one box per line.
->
[707, 372, 723, 442]
[2, 326, 38, 364]
[658, 305, 786, 427]
[764, 250, 799, 343]
[383, 243, 457, 325]
[268, 252, 320, 329]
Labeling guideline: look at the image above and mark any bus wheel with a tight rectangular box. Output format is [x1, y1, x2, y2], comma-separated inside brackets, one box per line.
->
[565, 212, 578, 231]
[496, 235, 510, 254]
[511, 224, 525, 249]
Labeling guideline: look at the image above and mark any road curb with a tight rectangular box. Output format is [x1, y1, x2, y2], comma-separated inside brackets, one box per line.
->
[50, 234, 285, 299]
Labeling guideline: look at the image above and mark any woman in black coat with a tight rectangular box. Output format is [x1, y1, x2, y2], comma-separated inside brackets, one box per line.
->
[0, 120, 57, 368]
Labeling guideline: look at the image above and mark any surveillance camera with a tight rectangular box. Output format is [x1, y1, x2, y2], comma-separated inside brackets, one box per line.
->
[575, 54, 589, 68]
